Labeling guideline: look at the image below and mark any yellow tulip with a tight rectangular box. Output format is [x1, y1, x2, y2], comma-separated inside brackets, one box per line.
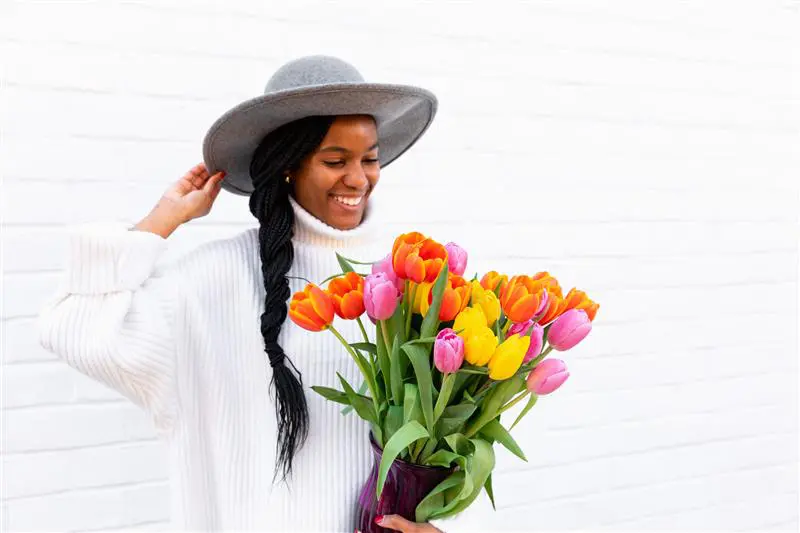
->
[488, 334, 531, 380]
[463, 327, 498, 366]
[412, 282, 433, 314]
[470, 280, 501, 326]
[454, 306, 488, 336]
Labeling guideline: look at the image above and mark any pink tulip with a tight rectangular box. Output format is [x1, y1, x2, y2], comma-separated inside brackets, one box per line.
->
[372, 254, 404, 292]
[507, 320, 545, 364]
[433, 328, 465, 373]
[444, 242, 468, 277]
[527, 358, 569, 395]
[508, 319, 534, 337]
[524, 323, 544, 363]
[532, 290, 549, 321]
[363, 272, 401, 321]
[547, 308, 592, 351]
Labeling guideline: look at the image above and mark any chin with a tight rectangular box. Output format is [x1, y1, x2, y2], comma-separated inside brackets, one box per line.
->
[329, 211, 364, 230]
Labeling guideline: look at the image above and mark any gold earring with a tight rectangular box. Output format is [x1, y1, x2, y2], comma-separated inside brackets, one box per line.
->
[284, 174, 291, 184]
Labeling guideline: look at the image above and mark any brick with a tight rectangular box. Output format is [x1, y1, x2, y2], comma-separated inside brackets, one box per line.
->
[4, 403, 157, 453]
[4, 481, 169, 531]
[3, 361, 121, 408]
[2, 440, 167, 499]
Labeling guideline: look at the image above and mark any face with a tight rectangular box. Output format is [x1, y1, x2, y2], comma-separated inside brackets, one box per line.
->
[290, 115, 380, 230]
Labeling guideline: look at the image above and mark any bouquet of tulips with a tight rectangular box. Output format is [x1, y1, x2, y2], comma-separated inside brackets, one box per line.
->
[288, 231, 599, 522]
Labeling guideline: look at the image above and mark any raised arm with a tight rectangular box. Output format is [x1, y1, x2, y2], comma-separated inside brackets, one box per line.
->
[37, 164, 225, 431]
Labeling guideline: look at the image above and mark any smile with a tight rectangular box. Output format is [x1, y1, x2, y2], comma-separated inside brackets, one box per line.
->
[332, 195, 364, 207]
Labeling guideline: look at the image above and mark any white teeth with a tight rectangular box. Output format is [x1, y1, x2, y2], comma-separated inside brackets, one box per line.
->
[333, 195, 363, 207]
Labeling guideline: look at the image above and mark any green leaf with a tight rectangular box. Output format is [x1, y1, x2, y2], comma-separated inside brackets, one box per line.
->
[335, 254, 379, 266]
[311, 386, 349, 406]
[444, 433, 474, 457]
[341, 379, 369, 415]
[465, 374, 525, 438]
[415, 471, 465, 523]
[430, 439, 496, 520]
[424, 449, 465, 469]
[433, 373, 456, 423]
[337, 373, 377, 425]
[384, 405, 404, 443]
[420, 263, 449, 340]
[390, 335, 405, 405]
[457, 368, 489, 376]
[336, 253, 355, 273]
[350, 342, 377, 356]
[403, 337, 437, 346]
[388, 297, 407, 345]
[403, 384, 424, 426]
[376, 421, 429, 499]
[376, 322, 392, 403]
[480, 419, 527, 461]
[452, 373, 474, 404]
[510, 393, 538, 431]
[484, 473, 496, 511]
[437, 403, 477, 437]
[402, 343, 436, 433]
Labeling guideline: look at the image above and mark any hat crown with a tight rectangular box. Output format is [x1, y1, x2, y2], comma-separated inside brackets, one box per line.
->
[265, 55, 365, 94]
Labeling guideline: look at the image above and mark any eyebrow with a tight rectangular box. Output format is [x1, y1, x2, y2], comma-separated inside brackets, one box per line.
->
[318, 142, 379, 154]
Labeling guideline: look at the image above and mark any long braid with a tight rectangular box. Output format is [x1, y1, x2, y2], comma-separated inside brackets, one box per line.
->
[248, 116, 336, 480]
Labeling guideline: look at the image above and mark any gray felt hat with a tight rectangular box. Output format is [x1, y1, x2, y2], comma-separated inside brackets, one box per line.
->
[202, 55, 438, 196]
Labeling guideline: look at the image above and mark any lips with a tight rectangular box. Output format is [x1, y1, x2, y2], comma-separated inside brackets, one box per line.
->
[332, 195, 364, 207]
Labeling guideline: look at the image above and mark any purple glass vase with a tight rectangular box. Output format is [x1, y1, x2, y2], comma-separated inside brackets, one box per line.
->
[354, 433, 453, 533]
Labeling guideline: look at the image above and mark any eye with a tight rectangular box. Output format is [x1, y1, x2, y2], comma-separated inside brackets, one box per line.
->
[363, 158, 379, 164]
[323, 160, 345, 168]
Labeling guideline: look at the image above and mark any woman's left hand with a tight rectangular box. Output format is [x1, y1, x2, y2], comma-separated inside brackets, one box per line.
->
[358, 514, 442, 532]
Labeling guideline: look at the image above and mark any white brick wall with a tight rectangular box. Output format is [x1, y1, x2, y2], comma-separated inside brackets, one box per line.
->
[2, 0, 798, 531]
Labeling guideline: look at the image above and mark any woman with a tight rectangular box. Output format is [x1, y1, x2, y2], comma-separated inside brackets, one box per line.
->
[38, 55, 470, 532]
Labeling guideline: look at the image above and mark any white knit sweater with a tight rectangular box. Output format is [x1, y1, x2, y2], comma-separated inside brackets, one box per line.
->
[38, 197, 485, 532]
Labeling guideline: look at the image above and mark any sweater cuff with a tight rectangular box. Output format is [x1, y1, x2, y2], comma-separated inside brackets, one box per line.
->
[64, 222, 168, 294]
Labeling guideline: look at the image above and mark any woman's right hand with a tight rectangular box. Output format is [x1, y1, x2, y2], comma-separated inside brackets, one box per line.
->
[134, 163, 226, 238]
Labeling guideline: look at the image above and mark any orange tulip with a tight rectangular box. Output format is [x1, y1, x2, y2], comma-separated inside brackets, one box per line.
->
[392, 232, 426, 279]
[561, 287, 599, 322]
[499, 275, 547, 323]
[395, 236, 448, 284]
[532, 271, 563, 299]
[536, 285, 599, 325]
[416, 274, 472, 322]
[481, 271, 508, 295]
[327, 272, 365, 320]
[288, 284, 335, 332]
[439, 274, 472, 322]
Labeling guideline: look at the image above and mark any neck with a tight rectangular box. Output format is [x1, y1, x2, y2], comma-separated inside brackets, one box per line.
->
[288, 195, 376, 249]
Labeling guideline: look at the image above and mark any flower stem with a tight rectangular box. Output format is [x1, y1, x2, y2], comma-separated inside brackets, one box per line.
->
[356, 317, 370, 345]
[498, 390, 529, 416]
[328, 325, 380, 411]
[405, 281, 417, 339]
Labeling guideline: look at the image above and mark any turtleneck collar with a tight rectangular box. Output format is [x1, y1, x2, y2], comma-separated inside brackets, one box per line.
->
[289, 195, 377, 249]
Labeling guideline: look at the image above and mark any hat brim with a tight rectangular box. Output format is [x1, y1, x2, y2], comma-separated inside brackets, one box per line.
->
[202, 83, 437, 196]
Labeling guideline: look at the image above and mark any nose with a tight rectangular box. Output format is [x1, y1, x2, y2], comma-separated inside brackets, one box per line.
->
[342, 164, 369, 190]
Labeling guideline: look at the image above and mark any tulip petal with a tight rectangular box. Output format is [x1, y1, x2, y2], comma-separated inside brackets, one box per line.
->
[307, 285, 335, 324]
[507, 293, 539, 323]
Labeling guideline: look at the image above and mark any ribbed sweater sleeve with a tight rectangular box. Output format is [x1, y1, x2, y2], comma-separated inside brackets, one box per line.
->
[37, 223, 178, 431]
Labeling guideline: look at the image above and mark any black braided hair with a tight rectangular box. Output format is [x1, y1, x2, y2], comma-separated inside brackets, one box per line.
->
[248, 115, 336, 480]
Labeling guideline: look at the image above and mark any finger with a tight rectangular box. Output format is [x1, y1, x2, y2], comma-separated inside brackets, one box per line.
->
[188, 163, 207, 177]
[377, 514, 417, 532]
[209, 175, 224, 202]
[203, 171, 225, 195]
[192, 168, 212, 188]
